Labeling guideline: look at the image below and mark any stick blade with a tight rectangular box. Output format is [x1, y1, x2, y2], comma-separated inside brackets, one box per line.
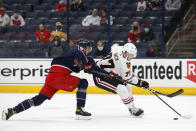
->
[182, 114, 193, 119]
[167, 89, 184, 98]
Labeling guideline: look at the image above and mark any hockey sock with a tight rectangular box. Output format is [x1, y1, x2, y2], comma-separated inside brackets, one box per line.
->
[121, 96, 134, 108]
[76, 79, 88, 108]
[13, 93, 48, 113]
[13, 99, 34, 113]
[116, 84, 135, 109]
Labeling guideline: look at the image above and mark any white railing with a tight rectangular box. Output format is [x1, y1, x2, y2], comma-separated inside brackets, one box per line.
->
[166, 4, 195, 57]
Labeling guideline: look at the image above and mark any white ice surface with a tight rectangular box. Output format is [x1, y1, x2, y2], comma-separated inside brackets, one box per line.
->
[0, 94, 196, 131]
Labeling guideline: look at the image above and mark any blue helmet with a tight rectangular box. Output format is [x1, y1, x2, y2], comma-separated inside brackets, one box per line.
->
[77, 39, 91, 48]
[77, 39, 92, 54]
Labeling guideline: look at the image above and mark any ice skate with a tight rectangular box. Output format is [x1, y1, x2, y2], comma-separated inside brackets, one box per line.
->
[129, 106, 144, 117]
[2, 108, 15, 120]
[75, 107, 91, 120]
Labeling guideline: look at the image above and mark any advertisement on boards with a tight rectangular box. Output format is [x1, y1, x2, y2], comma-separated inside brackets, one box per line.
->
[0, 59, 195, 88]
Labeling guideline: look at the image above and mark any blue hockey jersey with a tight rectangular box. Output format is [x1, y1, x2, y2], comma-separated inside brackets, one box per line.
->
[51, 45, 89, 73]
[51, 45, 109, 76]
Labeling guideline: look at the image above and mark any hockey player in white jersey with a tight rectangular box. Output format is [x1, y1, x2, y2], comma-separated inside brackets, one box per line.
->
[92, 43, 149, 117]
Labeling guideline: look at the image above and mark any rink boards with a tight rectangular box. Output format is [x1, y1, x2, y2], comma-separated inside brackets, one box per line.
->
[0, 58, 195, 95]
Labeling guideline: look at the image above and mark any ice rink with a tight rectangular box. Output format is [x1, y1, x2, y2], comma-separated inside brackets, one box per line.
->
[0, 93, 196, 131]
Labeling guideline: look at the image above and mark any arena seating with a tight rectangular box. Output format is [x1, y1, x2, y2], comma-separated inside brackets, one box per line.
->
[0, 0, 185, 58]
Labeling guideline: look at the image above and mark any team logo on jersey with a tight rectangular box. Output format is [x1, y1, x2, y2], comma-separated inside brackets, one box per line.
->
[126, 62, 131, 69]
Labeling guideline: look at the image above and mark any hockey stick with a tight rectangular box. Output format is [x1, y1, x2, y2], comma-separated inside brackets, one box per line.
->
[91, 70, 192, 119]
[138, 87, 184, 98]
[91, 70, 184, 98]
[151, 90, 192, 119]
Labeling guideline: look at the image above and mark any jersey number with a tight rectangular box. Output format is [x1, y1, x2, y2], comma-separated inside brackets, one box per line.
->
[100, 54, 115, 69]
[100, 59, 114, 69]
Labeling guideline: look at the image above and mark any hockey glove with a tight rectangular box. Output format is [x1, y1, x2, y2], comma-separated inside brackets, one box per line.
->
[84, 69, 92, 74]
[138, 80, 149, 89]
[108, 72, 124, 85]
[84, 62, 92, 69]
[83, 62, 93, 74]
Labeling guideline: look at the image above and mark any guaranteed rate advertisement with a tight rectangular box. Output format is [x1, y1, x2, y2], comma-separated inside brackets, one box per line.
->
[131, 59, 196, 87]
[0, 59, 195, 88]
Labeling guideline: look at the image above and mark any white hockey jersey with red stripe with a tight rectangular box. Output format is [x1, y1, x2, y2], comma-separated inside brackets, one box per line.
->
[96, 44, 139, 84]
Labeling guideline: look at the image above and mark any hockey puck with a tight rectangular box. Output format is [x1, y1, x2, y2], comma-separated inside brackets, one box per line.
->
[173, 118, 178, 120]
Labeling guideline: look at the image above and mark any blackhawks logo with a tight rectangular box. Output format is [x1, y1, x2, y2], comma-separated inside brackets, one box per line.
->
[40, 35, 45, 40]
[126, 62, 131, 69]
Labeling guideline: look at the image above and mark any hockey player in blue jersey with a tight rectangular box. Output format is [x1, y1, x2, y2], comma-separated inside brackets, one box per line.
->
[2, 39, 110, 120]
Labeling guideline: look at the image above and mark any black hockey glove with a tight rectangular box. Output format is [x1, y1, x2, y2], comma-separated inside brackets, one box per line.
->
[108, 72, 124, 85]
[138, 80, 149, 89]
[84, 69, 92, 74]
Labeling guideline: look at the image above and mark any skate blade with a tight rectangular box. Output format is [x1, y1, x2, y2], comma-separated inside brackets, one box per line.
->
[2, 110, 7, 120]
[130, 113, 144, 118]
[75, 115, 91, 120]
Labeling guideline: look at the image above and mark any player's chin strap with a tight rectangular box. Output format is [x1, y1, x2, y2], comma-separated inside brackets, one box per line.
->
[91, 70, 184, 98]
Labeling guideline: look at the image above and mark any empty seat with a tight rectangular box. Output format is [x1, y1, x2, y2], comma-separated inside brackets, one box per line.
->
[146, 11, 161, 18]
[84, 32, 100, 42]
[120, 26, 131, 32]
[58, 19, 68, 25]
[118, 11, 133, 18]
[6, 26, 21, 32]
[154, 18, 162, 24]
[113, 2, 126, 10]
[89, 3, 101, 9]
[0, 46, 14, 58]
[15, 42, 30, 49]
[14, 48, 40, 58]
[51, 12, 65, 19]
[24, 0, 39, 5]
[13, 0, 25, 4]
[43, 19, 56, 25]
[165, 16, 172, 26]
[78, 11, 90, 17]
[45, 5, 56, 11]
[123, 3, 137, 11]
[139, 42, 153, 49]
[0, 27, 6, 34]
[110, 26, 120, 32]
[42, 0, 56, 4]
[137, 49, 147, 57]
[10, 32, 28, 41]
[110, 10, 119, 18]
[98, 32, 108, 41]
[114, 17, 129, 26]
[0, 32, 13, 41]
[112, 32, 127, 42]
[29, 19, 43, 25]
[26, 12, 38, 19]
[3, 0, 12, 5]
[37, 12, 52, 19]
[143, 17, 156, 25]
[165, 11, 176, 17]
[22, 25, 37, 32]
[72, 17, 83, 24]
[151, 26, 162, 32]
[69, 12, 79, 18]
[34, 5, 44, 11]
[26, 33, 36, 41]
